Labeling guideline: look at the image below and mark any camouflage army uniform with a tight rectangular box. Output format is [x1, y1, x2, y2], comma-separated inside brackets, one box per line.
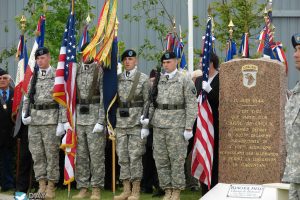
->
[75, 62, 106, 189]
[116, 68, 149, 181]
[283, 82, 300, 200]
[150, 70, 197, 190]
[23, 66, 61, 182]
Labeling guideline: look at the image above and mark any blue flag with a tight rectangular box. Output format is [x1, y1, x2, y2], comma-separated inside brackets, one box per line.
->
[103, 37, 118, 130]
[225, 39, 236, 61]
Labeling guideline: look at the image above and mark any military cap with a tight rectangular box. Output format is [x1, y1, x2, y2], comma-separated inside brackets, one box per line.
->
[0, 68, 8, 76]
[161, 51, 176, 62]
[292, 33, 300, 48]
[121, 49, 136, 61]
[35, 47, 49, 59]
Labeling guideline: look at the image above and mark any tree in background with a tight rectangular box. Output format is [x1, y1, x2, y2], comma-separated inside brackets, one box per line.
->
[125, 0, 265, 66]
[210, 0, 265, 55]
[0, 0, 95, 68]
[124, 0, 201, 68]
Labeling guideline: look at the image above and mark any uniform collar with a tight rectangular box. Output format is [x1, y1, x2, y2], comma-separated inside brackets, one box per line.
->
[164, 68, 178, 80]
[39, 66, 51, 76]
[124, 66, 137, 79]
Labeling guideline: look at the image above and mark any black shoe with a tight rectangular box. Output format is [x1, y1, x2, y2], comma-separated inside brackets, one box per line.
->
[152, 188, 165, 197]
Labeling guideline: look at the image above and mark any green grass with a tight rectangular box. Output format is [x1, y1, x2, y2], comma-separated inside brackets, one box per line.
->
[1, 188, 201, 200]
[56, 188, 201, 200]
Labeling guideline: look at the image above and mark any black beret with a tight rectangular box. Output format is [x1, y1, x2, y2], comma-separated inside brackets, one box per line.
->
[0, 68, 8, 76]
[35, 47, 49, 59]
[121, 49, 136, 61]
[161, 51, 176, 62]
[292, 33, 300, 48]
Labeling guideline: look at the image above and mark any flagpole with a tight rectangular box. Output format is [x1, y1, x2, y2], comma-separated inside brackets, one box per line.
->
[15, 14, 27, 187]
[111, 18, 119, 196]
[187, 0, 193, 74]
[68, 2, 75, 199]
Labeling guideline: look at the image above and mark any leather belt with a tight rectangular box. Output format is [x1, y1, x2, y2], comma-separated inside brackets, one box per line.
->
[77, 98, 100, 104]
[32, 104, 59, 110]
[155, 103, 185, 110]
[119, 101, 144, 108]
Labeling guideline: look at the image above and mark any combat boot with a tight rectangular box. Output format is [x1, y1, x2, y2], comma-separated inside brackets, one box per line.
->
[114, 180, 131, 200]
[128, 181, 141, 200]
[163, 188, 172, 200]
[171, 189, 181, 200]
[45, 180, 56, 199]
[72, 188, 89, 199]
[37, 179, 47, 194]
[90, 187, 101, 200]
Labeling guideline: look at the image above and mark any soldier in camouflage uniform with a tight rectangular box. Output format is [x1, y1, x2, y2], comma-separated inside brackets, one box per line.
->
[22, 47, 66, 199]
[72, 44, 106, 200]
[148, 52, 197, 200]
[114, 49, 149, 200]
[283, 33, 300, 200]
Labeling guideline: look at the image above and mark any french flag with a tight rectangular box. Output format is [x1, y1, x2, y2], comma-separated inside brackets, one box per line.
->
[22, 15, 45, 94]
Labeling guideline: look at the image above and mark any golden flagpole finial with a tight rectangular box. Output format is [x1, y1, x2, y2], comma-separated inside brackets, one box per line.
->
[172, 16, 176, 31]
[20, 15, 27, 34]
[86, 14, 91, 24]
[114, 18, 119, 37]
[228, 19, 234, 39]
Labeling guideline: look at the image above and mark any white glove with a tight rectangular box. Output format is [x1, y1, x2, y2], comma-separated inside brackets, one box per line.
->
[56, 123, 65, 136]
[140, 115, 149, 126]
[93, 123, 104, 133]
[141, 128, 150, 139]
[63, 122, 71, 131]
[202, 81, 212, 93]
[183, 130, 193, 141]
[22, 112, 32, 125]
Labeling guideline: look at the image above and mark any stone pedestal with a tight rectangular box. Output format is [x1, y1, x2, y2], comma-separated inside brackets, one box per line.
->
[219, 58, 287, 184]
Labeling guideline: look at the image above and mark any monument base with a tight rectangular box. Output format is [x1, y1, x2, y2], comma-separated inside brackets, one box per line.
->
[200, 183, 288, 200]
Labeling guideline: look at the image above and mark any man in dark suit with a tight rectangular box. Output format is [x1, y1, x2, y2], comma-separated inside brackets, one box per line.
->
[193, 52, 220, 196]
[0, 68, 15, 191]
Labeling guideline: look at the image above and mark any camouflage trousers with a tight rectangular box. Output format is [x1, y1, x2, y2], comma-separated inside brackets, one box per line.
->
[28, 125, 60, 182]
[153, 127, 188, 190]
[289, 183, 300, 200]
[116, 126, 146, 181]
[75, 125, 106, 189]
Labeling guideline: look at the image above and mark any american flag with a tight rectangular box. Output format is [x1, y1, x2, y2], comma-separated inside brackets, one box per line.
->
[263, 29, 275, 59]
[22, 15, 45, 94]
[53, 7, 77, 185]
[191, 17, 214, 189]
[257, 1, 273, 54]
